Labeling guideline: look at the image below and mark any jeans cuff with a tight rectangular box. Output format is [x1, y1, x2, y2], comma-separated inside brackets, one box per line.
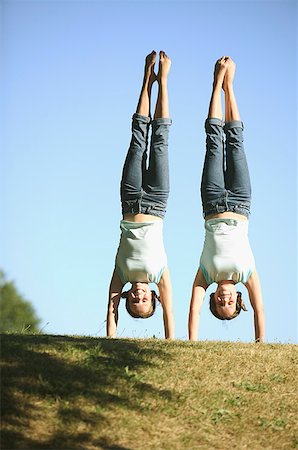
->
[152, 117, 172, 126]
[132, 113, 151, 123]
[205, 117, 224, 128]
[224, 120, 244, 131]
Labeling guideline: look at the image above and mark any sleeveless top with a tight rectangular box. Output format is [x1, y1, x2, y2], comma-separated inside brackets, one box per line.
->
[115, 220, 167, 284]
[200, 218, 255, 285]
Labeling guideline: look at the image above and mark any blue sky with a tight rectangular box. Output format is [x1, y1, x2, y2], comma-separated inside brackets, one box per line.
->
[1, 0, 297, 342]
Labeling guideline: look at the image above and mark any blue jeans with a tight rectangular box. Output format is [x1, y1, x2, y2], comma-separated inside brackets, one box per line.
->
[121, 113, 172, 219]
[201, 118, 251, 218]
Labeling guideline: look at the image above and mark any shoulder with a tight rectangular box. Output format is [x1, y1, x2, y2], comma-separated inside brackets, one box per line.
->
[110, 268, 124, 291]
[194, 267, 209, 289]
[245, 269, 259, 287]
[158, 267, 171, 287]
[157, 268, 173, 307]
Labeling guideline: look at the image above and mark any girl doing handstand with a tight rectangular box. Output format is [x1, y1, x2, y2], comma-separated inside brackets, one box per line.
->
[107, 51, 174, 339]
[188, 57, 265, 342]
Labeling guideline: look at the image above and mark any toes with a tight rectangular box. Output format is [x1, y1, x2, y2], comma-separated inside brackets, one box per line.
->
[146, 50, 157, 65]
[159, 50, 170, 63]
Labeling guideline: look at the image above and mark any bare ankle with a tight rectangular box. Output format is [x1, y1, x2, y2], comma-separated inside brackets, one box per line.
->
[212, 80, 223, 92]
[157, 75, 168, 85]
[223, 82, 234, 93]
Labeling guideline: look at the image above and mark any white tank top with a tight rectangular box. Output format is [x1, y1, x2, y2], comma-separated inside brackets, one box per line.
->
[200, 218, 255, 285]
[115, 220, 167, 284]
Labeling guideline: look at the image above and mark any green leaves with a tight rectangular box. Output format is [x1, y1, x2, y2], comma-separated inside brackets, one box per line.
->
[0, 270, 41, 333]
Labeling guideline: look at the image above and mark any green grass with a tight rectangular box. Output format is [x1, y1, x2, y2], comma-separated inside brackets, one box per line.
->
[1, 334, 297, 449]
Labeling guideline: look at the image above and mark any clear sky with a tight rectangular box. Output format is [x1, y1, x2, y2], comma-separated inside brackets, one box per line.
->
[1, 0, 297, 343]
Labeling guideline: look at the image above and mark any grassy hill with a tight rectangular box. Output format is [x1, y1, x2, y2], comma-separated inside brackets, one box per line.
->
[1, 334, 297, 450]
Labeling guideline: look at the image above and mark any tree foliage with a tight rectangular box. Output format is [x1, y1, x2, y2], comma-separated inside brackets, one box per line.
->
[0, 271, 41, 333]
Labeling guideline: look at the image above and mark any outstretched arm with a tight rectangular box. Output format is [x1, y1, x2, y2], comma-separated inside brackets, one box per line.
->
[158, 268, 174, 339]
[188, 268, 208, 341]
[246, 270, 265, 342]
[106, 269, 123, 338]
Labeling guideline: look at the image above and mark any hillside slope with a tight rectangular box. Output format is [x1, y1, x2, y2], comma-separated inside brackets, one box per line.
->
[1, 335, 297, 449]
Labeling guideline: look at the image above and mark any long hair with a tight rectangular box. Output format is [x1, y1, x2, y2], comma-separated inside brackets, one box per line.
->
[209, 291, 247, 320]
[121, 290, 159, 319]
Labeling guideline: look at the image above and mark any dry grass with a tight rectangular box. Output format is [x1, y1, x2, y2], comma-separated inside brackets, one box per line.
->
[1, 334, 297, 450]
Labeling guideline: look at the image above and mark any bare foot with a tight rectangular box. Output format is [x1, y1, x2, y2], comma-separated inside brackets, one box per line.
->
[144, 50, 157, 84]
[157, 50, 171, 82]
[213, 56, 229, 87]
[223, 57, 236, 91]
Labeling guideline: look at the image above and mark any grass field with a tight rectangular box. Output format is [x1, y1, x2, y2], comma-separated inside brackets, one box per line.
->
[1, 334, 297, 450]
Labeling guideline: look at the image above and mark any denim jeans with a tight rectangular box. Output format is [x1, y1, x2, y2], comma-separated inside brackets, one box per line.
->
[121, 113, 172, 219]
[201, 118, 251, 218]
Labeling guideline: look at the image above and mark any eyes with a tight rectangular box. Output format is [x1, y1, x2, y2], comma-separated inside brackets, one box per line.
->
[217, 298, 234, 306]
[130, 296, 149, 304]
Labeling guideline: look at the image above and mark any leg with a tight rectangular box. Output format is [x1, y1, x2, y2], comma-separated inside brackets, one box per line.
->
[153, 51, 171, 120]
[223, 59, 251, 203]
[208, 56, 227, 120]
[223, 57, 240, 122]
[120, 52, 156, 209]
[144, 52, 172, 211]
[136, 51, 157, 118]
[201, 58, 227, 215]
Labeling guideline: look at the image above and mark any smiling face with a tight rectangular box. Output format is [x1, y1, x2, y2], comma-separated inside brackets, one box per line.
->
[127, 282, 153, 317]
[213, 282, 237, 319]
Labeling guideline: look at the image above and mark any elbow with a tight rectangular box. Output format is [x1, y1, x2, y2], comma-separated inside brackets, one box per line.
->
[163, 308, 174, 322]
[253, 305, 265, 317]
[189, 309, 200, 322]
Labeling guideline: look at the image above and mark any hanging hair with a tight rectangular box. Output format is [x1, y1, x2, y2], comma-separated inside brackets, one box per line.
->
[121, 290, 160, 319]
[209, 291, 247, 320]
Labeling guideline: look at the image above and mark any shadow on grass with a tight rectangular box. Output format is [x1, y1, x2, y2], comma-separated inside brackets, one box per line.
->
[1, 334, 174, 450]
